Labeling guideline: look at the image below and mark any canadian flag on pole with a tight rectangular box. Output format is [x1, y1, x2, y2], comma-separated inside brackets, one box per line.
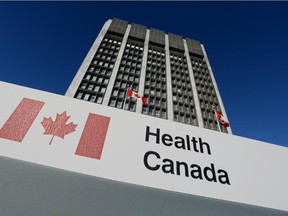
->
[127, 88, 147, 104]
[215, 110, 230, 128]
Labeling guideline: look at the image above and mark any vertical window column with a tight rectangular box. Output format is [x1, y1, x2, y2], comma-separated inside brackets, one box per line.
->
[102, 25, 131, 106]
[108, 41, 144, 111]
[165, 35, 174, 121]
[142, 47, 167, 119]
[66, 19, 112, 97]
[201, 44, 232, 134]
[183, 39, 204, 128]
[136, 30, 150, 113]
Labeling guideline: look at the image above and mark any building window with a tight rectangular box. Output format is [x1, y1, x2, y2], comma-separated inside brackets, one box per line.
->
[90, 95, 96, 102]
[83, 93, 89, 101]
[96, 96, 103, 104]
[76, 91, 83, 99]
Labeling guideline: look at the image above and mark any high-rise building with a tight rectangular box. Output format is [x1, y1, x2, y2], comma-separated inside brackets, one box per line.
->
[66, 18, 232, 134]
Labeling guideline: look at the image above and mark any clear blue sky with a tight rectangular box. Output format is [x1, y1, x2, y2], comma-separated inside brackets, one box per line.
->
[1, 2, 287, 147]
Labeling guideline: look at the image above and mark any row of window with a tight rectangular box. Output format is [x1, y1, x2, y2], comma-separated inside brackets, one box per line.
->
[142, 106, 167, 118]
[171, 77, 192, 87]
[172, 94, 194, 105]
[80, 81, 107, 92]
[116, 72, 140, 83]
[171, 65, 188, 72]
[120, 59, 142, 67]
[103, 37, 122, 45]
[87, 67, 112, 77]
[171, 73, 190, 81]
[146, 66, 166, 74]
[124, 46, 143, 54]
[194, 71, 211, 79]
[145, 79, 166, 89]
[191, 59, 206, 66]
[174, 113, 197, 126]
[192, 63, 208, 69]
[148, 49, 165, 56]
[81, 74, 109, 86]
[173, 103, 196, 115]
[126, 43, 143, 50]
[195, 75, 212, 83]
[200, 100, 218, 111]
[202, 109, 220, 119]
[122, 53, 142, 62]
[197, 82, 214, 90]
[109, 98, 136, 111]
[146, 71, 166, 80]
[97, 49, 119, 56]
[203, 119, 220, 131]
[75, 91, 104, 104]
[172, 87, 192, 97]
[196, 82, 215, 94]
[119, 66, 141, 75]
[147, 58, 166, 65]
[111, 88, 137, 99]
[94, 53, 117, 62]
[144, 89, 167, 100]
[114, 80, 138, 91]
[100, 43, 120, 50]
[199, 94, 219, 104]
[170, 55, 186, 62]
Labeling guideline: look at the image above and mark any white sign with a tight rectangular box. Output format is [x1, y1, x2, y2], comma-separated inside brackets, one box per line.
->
[0, 81, 288, 211]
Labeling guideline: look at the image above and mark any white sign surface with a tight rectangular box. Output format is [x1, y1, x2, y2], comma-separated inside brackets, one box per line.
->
[0, 81, 288, 211]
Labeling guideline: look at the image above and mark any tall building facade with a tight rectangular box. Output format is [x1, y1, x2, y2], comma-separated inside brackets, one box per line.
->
[66, 18, 232, 134]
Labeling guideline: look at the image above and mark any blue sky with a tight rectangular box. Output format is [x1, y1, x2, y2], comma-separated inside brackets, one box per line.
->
[0, 2, 287, 147]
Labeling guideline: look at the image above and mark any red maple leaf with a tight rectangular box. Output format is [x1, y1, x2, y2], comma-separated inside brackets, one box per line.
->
[41, 111, 77, 145]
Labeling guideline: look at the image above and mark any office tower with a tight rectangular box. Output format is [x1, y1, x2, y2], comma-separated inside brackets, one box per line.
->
[66, 18, 231, 134]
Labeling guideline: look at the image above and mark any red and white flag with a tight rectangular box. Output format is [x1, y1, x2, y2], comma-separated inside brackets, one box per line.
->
[127, 88, 147, 104]
[215, 110, 230, 128]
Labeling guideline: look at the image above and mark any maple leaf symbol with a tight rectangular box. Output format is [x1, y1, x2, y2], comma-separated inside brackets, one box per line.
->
[41, 111, 77, 145]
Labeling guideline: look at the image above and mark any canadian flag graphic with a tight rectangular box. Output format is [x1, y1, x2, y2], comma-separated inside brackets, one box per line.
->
[215, 110, 230, 128]
[0, 98, 110, 160]
[127, 88, 147, 104]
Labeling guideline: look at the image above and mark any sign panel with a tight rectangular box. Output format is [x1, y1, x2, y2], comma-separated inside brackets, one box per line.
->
[0, 81, 288, 211]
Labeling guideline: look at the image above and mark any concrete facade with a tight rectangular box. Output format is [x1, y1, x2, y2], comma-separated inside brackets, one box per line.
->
[1, 156, 286, 216]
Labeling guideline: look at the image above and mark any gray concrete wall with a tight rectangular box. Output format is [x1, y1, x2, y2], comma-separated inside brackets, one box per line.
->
[0, 156, 286, 216]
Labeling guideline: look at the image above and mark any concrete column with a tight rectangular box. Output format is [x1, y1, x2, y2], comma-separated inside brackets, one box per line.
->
[136, 30, 150, 113]
[183, 39, 204, 128]
[165, 35, 174, 121]
[201, 44, 232, 134]
[102, 25, 131, 106]
[65, 19, 112, 97]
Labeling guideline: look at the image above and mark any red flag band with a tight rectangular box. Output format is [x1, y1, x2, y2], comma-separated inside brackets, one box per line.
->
[75, 113, 110, 160]
[0, 98, 45, 142]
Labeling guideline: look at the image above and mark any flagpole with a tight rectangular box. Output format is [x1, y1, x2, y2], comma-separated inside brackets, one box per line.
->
[213, 108, 222, 132]
[122, 87, 128, 110]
